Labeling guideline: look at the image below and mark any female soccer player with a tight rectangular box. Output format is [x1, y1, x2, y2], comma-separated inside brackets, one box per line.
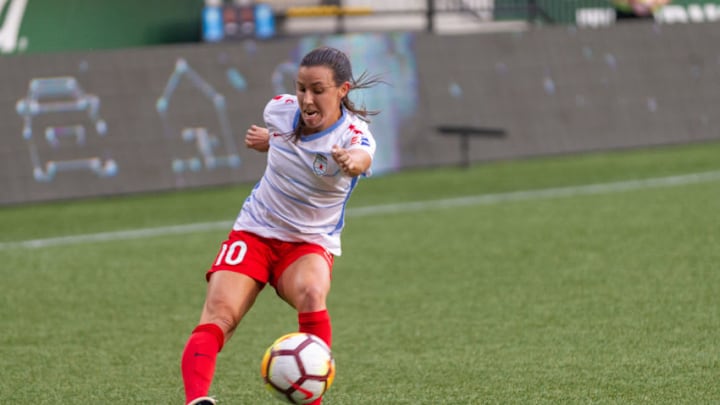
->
[181, 46, 381, 405]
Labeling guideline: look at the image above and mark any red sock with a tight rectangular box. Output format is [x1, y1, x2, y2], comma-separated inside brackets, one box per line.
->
[299, 310, 332, 405]
[181, 323, 225, 404]
[298, 309, 332, 347]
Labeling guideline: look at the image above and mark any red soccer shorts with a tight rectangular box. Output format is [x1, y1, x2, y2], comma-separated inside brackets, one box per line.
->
[207, 230, 334, 288]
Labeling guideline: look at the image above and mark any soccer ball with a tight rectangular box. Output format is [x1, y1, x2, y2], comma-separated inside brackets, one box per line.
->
[261, 332, 336, 404]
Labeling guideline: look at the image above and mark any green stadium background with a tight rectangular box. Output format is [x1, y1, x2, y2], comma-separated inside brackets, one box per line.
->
[0, 0, 201, 54]
[4, 1, 720, 54]
[3, 1, 720, 205]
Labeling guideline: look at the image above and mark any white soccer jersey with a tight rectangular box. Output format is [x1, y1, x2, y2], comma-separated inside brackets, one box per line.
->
[232, 94, 377, 256]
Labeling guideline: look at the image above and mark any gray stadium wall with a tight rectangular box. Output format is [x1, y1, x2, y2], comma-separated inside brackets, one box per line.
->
[2, 22, 720, 205]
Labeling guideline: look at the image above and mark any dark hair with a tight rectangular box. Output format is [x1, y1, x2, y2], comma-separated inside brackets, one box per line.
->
[292, 46, 383, 140]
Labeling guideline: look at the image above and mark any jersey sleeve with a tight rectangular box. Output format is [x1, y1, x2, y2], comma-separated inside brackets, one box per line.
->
[263, 94, 298, 132]
[345, 121, 376, 157]
[344, 119, 376, 176]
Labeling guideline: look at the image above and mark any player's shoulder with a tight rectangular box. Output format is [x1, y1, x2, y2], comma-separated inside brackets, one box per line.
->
[264, 94, 298, 126]
[341, 111, 371, 136]
[266, 94, 298, 111]
[340, 112, 374, 149]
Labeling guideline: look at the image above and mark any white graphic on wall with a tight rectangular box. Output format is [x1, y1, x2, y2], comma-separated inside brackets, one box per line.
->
[16, 76, 118, 182]
[0, 0, 28, 54]
[156, 58, 240, 173]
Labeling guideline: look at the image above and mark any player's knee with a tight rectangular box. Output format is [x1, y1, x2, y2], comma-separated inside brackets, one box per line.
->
[212, 315, 239, 335]
[295, 284, 328, 311]
[204, 300, 242, 334]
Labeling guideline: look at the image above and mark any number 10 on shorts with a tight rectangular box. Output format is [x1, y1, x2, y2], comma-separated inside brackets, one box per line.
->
[214, 240, 248, 266]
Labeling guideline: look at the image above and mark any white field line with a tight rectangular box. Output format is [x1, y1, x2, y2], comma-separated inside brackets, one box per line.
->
[2, 170, 720, 251]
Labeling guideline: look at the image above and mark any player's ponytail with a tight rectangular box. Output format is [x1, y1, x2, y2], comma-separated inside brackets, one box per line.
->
[342, 70, 383, 121]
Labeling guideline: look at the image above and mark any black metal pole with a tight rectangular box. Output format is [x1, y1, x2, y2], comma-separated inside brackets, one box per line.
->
[527, 0, 538, 23]
[325, 0, 345, 34]
[426, 0, 434, 33]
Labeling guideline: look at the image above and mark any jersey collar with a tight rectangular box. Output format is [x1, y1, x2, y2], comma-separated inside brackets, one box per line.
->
[294, 107, 347, 142]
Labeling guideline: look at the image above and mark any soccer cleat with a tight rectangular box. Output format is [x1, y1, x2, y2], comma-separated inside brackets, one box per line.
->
[187, 396, 216, 405]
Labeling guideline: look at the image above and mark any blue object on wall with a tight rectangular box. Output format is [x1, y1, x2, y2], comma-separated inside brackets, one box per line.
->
[254, 3, 275, 39]
[202, 6, 224, 42]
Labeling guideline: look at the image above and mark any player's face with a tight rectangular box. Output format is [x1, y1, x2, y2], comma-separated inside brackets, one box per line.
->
[296, 65, 349, 134]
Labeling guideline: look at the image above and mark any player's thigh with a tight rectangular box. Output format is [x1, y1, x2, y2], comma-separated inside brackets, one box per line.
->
[200, 271, 264, 332]
[276, 253, 332, 311]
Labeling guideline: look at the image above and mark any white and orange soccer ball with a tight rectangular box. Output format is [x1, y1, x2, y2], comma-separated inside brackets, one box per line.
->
[261, 332, 336, 404]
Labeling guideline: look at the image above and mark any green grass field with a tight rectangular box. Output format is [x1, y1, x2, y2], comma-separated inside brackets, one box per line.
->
[1, 142, 719, 404]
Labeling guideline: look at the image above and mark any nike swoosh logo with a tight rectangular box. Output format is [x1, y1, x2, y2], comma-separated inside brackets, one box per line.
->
[286, 377, 314, 400]
[194, 352, 212, 358]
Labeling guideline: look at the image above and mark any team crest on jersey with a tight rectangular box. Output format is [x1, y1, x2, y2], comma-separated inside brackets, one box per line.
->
[313, 154, 329, 176]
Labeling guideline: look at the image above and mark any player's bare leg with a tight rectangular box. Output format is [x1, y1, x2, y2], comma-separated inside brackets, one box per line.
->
[182, 271, 263, 404]
[277, 253, 331, 310]
[199, 271, 264, 340]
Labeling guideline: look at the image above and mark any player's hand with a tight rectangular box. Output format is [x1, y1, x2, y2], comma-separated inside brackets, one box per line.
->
[332, 145, 361, 177]
[245, 125, 270, 152]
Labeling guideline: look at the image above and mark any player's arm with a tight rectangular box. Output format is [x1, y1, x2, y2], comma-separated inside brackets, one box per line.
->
[331, 145, 372, 177]
[245, 125, 269, 152]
